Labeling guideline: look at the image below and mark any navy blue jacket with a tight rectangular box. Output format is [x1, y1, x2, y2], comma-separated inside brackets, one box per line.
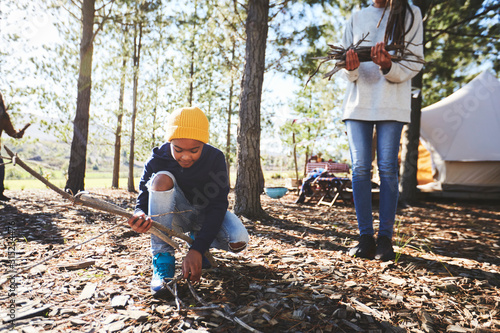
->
[135, 142, 229, 254]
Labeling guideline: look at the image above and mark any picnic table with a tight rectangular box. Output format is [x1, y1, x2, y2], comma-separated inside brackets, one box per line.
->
[303, 162, 352, 206]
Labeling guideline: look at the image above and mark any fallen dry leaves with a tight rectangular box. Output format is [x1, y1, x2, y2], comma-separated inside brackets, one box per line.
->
[1, 188, 499, 332]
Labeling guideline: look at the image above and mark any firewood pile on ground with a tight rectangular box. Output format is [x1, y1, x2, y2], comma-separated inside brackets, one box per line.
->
[1, 189, 499, 332]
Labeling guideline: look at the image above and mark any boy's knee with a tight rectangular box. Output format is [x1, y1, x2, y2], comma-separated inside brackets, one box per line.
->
[151, 174, 174, 191]
[229, 241, 247, 253]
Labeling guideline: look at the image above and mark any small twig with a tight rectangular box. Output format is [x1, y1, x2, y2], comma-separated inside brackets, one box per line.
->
[186, 280, 263, 333]
[346, 298, 390, 321]
[189, 305, 224, 311]
[173, 281, 184, 311]
[186, 280, 209, 306]
[163, 275, 187, 312]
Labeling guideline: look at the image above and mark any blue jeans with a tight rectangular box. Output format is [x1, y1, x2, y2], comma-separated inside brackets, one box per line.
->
[345, 120, 404, 238]
[148, 171, 249, 256]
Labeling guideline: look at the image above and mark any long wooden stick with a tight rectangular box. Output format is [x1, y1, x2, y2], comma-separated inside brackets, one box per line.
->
[3, 145, 217, 267]
[73, 192, 180, 250]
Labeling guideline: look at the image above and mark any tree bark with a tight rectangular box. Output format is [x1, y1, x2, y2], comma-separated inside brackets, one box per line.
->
[226, 41, 236, 186]
[128, 21, 142, 193]
[293, 132, 298, 181]
[399, 71, 423, 205]
[234, 0, 269, 218]
[226, 77, 234, 186]
[112, 53, 127, 189]
[65, 0, 95, 194]
[399, 0, 429, 205]
[188, 45, 195, 106]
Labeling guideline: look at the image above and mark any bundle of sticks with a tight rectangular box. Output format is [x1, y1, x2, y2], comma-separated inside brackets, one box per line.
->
[306, 33, 425, 86]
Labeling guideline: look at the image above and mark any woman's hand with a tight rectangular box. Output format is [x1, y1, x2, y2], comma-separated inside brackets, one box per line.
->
[371, 42, 392, 71]
[345, 49, 360, 71]
[128, 213, 152, 233]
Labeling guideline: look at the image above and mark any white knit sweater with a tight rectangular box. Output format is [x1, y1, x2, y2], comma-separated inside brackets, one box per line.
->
[340, 4, 424, 123]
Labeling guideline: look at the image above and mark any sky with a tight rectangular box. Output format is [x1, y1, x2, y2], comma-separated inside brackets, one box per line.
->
[1, 2, 60, 48]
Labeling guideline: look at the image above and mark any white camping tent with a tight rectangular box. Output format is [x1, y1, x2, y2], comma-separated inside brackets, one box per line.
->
[419, 70, 500, 192]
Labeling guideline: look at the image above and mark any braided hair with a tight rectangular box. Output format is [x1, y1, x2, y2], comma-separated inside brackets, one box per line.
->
[378, 0, 415, 56]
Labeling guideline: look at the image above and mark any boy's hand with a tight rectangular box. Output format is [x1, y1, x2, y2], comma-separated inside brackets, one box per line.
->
[182, 249, 202, 282]
[128, 213, 152, 233]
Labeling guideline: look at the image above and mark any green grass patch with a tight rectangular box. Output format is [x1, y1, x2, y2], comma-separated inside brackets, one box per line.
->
[5, 178, 141, 190]
[5, 168, 296, 190]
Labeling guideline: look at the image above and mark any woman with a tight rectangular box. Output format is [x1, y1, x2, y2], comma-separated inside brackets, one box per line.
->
[341, 0, 424, 260]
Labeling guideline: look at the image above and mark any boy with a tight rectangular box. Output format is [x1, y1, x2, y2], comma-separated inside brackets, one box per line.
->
[128, 106, 248, 296]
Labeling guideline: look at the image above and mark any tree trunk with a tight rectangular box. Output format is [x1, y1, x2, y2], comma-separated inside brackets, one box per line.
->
[399, 0, 429, 205]
[128, 22, 142, 193]
[234, 0, 269, 218]
[226, 41, 236, 186]
[399, 71, 423, 204]
[226, 76, 234, 186]
[65, 0, 95, 194]
[303, 148, 310, 178]
[188, 39, 195, 106]
[302, 127, 311, 177]
[293, 132, 298, 181]
[112, 53, 127, 189]
[151, 56, 160, 148]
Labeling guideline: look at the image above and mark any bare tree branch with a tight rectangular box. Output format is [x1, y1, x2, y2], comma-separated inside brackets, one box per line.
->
[92, 0, 117, 42]
[426, 29, 500, 40]
[95, 0, 117, 12]
[233, 0, 246, 31]
[60, 0, 82, 22]
[427, 3, 500, 43]
[269, 0, 291, 20]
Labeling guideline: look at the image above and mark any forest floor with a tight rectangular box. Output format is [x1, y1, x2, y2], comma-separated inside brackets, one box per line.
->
[0, 188, 499, 333]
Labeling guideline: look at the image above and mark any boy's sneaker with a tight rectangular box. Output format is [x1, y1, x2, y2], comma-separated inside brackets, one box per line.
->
[151, 253, 175, 297]
[375, 236, 396, 261]
[349, 234, 376, 259]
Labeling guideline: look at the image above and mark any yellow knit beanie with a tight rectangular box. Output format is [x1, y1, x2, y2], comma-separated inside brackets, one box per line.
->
[165, 106, 209, 143]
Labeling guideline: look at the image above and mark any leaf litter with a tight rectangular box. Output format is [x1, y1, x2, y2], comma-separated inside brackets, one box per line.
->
[1, 188, 499, 332]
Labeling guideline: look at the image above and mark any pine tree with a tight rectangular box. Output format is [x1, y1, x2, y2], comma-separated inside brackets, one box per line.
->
[234, 0, 270, 218]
